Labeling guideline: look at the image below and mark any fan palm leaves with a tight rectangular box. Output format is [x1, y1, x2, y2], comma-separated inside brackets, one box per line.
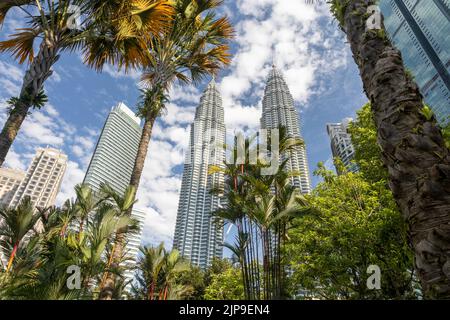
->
[160, 249, 189, 300]
[0, 0, 175, 166]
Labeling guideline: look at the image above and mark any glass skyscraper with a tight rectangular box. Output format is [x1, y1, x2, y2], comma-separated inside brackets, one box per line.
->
[84, 102, 142, 194]
[327, 119, 358, 175]
[173, 79, 225, 269]
[380, 0, 450, 123]
[261, 66, 311, 194]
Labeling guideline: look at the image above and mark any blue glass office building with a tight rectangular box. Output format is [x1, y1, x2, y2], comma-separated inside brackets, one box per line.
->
[380, 0, 450, 123]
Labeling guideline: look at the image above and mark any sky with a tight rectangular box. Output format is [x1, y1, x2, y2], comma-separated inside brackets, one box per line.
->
[0, 1, 369, 250]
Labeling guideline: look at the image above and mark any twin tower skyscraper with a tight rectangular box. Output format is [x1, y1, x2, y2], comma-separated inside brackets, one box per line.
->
[173, 66, 312, 268]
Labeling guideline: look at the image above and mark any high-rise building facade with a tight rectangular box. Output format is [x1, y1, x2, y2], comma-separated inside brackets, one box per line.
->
[380, 0, 450, 123]
[327, 118, 358, 174]
[0, 168, 25, 206]
[261, 66, 311, 194]
[84, 102, 142, 195]
[9, 147, 67, 209]
[83, 102, 144, 287]
[173, 80, 225, 269]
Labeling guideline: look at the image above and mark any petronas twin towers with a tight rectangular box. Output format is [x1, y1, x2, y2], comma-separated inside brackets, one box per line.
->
[173, 66, 311, 268]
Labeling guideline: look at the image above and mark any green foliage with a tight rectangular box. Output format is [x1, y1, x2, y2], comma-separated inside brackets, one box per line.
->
[285, 102, 420, 300]
[285, 171, 418, 299]
[211, 128, 313, 300]
[176, 265, 206, 300]
[0, 184, 139, 300]
[204, 265, 244, 300]
[420, 105, 435, 121]
[7, 90, 48, 114]
[130, 243, 190, 300]
[328, 0, 350, 27]
[348, 103, 387, 183]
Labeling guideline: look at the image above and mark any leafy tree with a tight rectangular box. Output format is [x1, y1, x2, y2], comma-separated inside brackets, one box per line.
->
[285, 165, 418, 299]
[204, 265, 244, 300]
[329, 0, 450, 298]
[348, 103, 387, 184]
[176, 266, 206, 300]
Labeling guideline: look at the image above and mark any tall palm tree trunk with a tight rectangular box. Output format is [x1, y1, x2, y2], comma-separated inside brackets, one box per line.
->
[0, 40, 59, 166]
[334, 0, 450, 298]
[130, 115, 156, 190]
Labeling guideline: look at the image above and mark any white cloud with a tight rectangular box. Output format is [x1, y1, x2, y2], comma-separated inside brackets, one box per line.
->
[216, 0, 347, 131]
[56, 160, 86, 204]
[4, 149, 27, 171]
[0, 61, 23, 83]
[103, 64, 141, 80]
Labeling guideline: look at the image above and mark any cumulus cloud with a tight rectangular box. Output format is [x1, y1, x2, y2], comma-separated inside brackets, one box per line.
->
[217, 0, 347, 131]
[56, 160, 86, 204]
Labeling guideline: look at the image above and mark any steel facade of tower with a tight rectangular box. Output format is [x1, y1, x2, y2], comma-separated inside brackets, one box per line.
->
[173, 80, 225, 269]
[380, 0, 450, 123]
[261, 66, 311, 194]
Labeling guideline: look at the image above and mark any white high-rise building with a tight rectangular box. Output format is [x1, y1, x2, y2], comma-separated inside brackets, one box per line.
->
[0, 168, 26, 207]
[173, 79, 225, 269]
[327, 118, 357, 174]
[9, 147, 67, 209]
[84, 102, 142, 195]
[261, 66, 311, 194]
[83, 102, 144, 288]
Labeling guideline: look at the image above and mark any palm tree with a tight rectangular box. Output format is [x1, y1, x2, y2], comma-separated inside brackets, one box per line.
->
[329, 0, 450, 298]
[210, 129, 314, 300]
[0, 0, 174, 166]
[0, 197, 43, 272]
[128, 0, 234, 196]
[98, 184, 139, 300]
[132, 244, 166, 300]
[0, 185, 139, 300]
[73, 184, 97, 238]
[160, 249, 189, 300]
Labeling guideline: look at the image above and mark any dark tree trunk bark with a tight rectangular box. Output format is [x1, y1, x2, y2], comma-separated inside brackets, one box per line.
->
[334, 0, 450, 298]
[0, 41, 59, 166]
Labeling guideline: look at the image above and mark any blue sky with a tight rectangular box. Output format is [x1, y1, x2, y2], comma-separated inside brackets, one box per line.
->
[0, 1, 368, 249]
